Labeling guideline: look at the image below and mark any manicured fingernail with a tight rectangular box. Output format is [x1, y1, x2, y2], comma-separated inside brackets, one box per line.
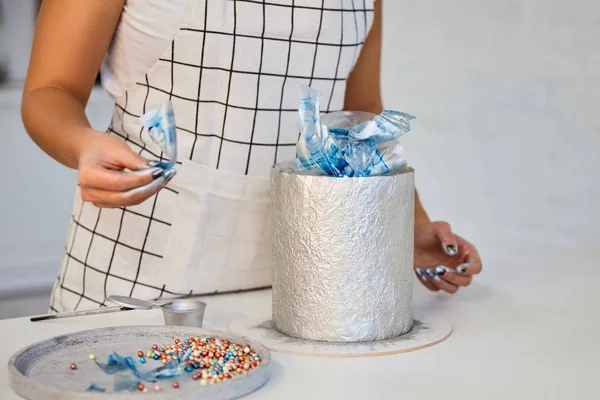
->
[435, 265, 447, 276]
[148, 160, 160, 167]
[415, 268, 429, 281]
[152, 169, 164, 179]
[164, 169, 177, 181]
[425, 268, 436, 279]
[415, 268, 424, 277]
[457, 263, 470, 274]
[445, 245, 457, 256]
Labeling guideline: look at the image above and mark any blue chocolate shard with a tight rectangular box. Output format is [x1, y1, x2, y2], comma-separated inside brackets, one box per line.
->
[86, 384, 106, 392]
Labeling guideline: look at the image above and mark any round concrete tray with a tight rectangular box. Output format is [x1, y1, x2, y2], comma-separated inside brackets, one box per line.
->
[8, 326, 271, 400]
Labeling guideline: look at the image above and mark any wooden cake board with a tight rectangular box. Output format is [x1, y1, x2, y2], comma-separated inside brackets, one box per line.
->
[227, 314, 452, 358]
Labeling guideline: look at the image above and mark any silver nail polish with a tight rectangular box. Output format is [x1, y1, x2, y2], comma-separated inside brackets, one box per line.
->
[164, 169, 177, 181]
[148, 160, 160, 167]
[425, 268, 436, 279]
[445, 244, 458, 256]
[435, 265, 447, 276]
[415, 268, 429, 282]
[152, 169, 164, 180]
[457, 264, 469, 274]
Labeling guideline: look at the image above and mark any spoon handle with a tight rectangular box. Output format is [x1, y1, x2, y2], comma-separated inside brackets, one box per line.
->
[30, 306, 132, 322]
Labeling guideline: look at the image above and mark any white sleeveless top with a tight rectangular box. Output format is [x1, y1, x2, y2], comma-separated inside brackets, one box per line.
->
[51, 0, 375, 312]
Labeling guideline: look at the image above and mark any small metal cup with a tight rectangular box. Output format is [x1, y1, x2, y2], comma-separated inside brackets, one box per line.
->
[161, 299, 207, 327]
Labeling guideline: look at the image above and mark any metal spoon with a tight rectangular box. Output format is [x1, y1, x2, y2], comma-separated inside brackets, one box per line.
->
[105, 295, 171, 309]
[108, 296, 206, 327]
[29, 296, 168, 322]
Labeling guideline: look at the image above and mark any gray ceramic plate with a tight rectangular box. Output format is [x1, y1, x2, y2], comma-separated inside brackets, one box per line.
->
[8, 326, 271, 400]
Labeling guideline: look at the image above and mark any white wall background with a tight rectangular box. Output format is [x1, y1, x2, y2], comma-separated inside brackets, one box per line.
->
[1, 0, 599, 318]
[382, 0, 600, 255]
[0, 0, 35, 82]
[0, 88, 112, 318]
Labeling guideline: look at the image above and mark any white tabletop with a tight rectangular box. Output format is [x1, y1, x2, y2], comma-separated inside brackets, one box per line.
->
[1, 246, 598, 400]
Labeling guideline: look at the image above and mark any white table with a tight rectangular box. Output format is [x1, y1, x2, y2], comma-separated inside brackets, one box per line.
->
[1, 246, 598, 400]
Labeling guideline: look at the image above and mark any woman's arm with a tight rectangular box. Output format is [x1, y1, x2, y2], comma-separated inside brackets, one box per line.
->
[344, 1, 482, 294]
[343, 0, 430, 226]
[22, 0, 174, 208]
[23, 0, 124, 169]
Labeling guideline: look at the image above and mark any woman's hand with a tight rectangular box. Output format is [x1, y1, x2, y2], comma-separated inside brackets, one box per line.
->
[413, 221, 482, 294]
[78, 131, 175, 208]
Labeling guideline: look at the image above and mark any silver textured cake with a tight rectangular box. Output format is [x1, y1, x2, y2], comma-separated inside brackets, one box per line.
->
[271, 167, 415, 342]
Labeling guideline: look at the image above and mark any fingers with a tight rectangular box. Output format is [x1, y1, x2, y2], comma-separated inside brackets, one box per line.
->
[418, 265, 469, 294]
[415, 268, 440, 292]
[86, 133, 150, 171]
[79, 167, 164, 192]
[434, 266, 472, 287]
[455, 238, 483, 275]
[457, 255, 482, 276]
[82, 169, 176, 208]
[112, 142, 150, 171]
[414, 225, 482, 295]
[83, 180, 162, 208]
[430, 221, 458, 256]
[431, 275, 459, 294]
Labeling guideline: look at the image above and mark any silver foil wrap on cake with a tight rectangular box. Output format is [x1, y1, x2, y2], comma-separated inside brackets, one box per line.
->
[271, 167, 415, 342]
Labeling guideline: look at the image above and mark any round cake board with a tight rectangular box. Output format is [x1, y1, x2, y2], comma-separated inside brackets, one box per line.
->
[8, 326, 271, 400]
[227, 314, 452, 358]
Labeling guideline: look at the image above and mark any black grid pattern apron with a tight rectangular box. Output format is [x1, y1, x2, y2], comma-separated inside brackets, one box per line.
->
[50, 0, 375, 312]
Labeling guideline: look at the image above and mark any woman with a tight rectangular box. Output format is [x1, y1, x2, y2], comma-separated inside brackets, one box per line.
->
[22, 0, 482, 313]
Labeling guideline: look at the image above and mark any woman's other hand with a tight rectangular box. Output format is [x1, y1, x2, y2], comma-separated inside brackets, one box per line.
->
[78, 131, 175, 208]
[413, 221, 483, 294]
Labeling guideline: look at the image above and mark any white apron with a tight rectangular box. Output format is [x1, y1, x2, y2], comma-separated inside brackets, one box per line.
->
[50, 0, 375, 312]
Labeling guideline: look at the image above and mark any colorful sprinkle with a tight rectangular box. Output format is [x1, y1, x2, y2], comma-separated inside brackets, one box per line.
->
[131, 337, 264, 389]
